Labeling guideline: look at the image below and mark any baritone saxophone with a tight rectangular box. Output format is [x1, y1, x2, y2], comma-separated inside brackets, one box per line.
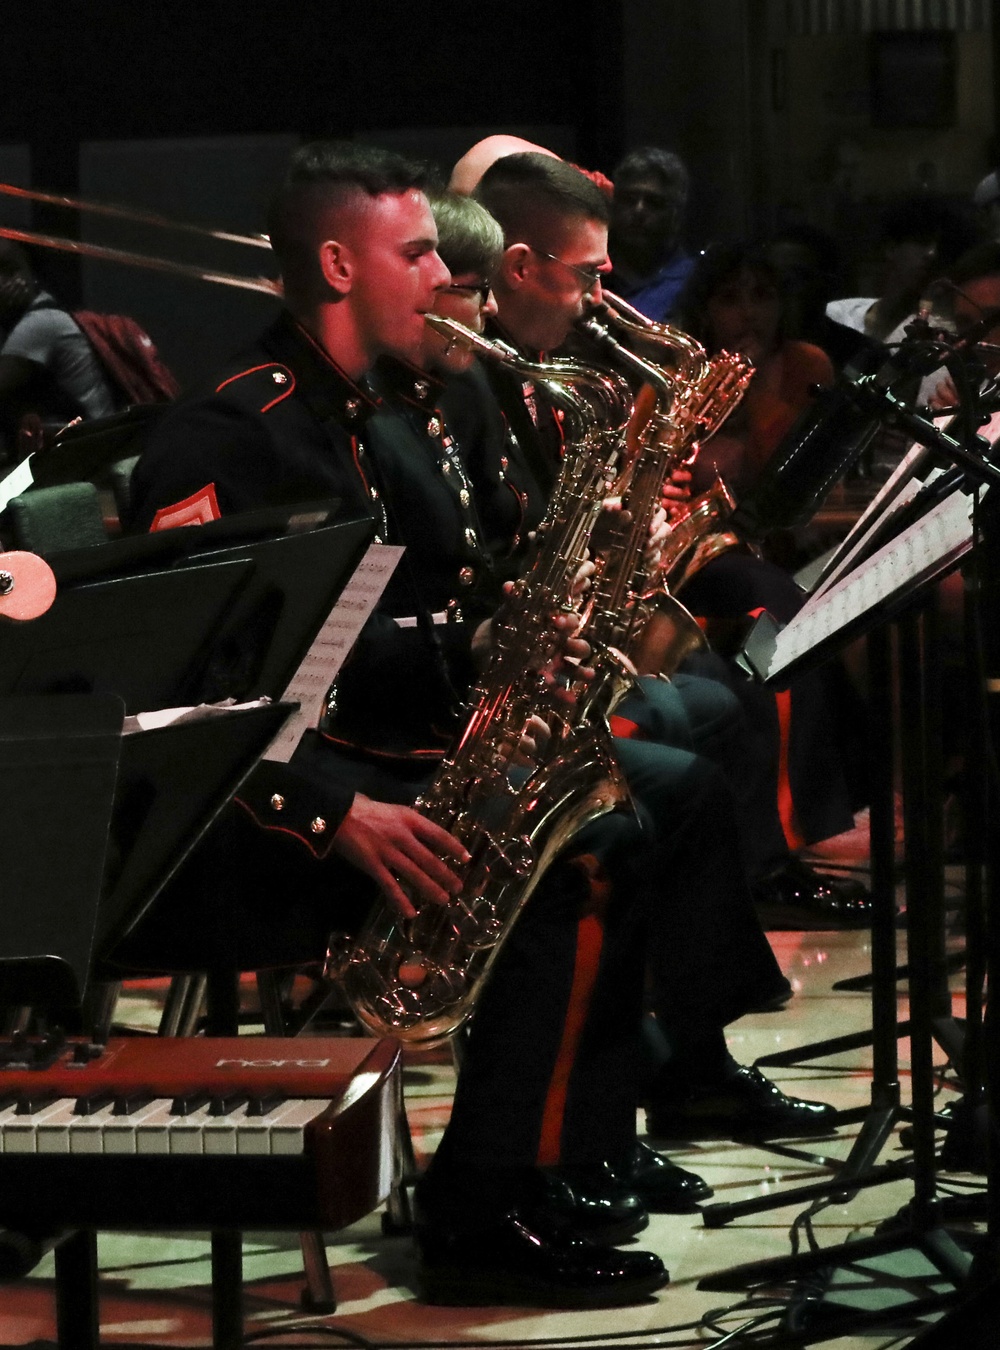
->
[575, 293, 753, 677]
[332, 319, 637, 1046]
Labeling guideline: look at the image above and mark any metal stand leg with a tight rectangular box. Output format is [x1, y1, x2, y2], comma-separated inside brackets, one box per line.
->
[253, 968, 337, 1312]
[703, 624, 906, 1228]
[298, 1231, 336, 1313]
[54, 1229, 99, 1350]
[210, 1230, 244, 1350]
[158, 974, 207, 1037]
[382, 1063, 418, 1235]
[84, 981, 121, 1045]
[256, 969, 288, 1037]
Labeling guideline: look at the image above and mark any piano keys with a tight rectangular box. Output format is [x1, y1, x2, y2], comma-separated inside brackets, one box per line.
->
[0, 1036, 400, 1232]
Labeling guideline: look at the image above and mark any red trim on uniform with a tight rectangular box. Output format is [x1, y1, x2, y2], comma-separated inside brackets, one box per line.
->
[261, 382, 296, 413]
[609, 714, 641, 740]
[232, 796, 337, 860]
[215, 363, 296, 412]
[350, 434, 367, 489]
[319, 730, 446, 761]
[149, 484, 221, 531]
[536, 854, 610, 1167]
[775, 689, 806, 851]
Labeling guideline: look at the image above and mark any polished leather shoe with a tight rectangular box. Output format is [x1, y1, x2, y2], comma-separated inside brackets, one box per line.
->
[415, 1208, 668, 1308]
[533, 1167, 648, 1244]
[645, 1064, 838, 1141]
[752, 857, 873, 930]
[557, 1144, 711, 1217]
[614, 1140, 713, 1210]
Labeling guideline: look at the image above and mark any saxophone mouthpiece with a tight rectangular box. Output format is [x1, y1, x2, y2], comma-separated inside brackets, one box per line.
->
[424, 314, 519, 364]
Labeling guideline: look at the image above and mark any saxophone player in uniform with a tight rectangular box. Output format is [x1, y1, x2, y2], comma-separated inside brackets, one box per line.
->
[461, 152, 843, 1139]
[126, 141, 668, 1309]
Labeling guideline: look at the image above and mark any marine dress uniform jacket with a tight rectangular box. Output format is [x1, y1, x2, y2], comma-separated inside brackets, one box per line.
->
[123, 312, 647, 1184]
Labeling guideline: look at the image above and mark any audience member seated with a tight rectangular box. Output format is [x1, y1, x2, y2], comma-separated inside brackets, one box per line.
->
[607, 146, 694, 322]
[677, 240, 834, 503]
[0, 241, 118, 461]
[824, 195, 977, 357]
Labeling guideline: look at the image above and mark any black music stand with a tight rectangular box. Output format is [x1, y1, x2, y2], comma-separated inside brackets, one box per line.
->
[0, 505, 373, 712]
[0, 694, 293, 1022]
[0, 560, 252, 713]
[696, 441, 1000, 1343]
[0, 694, 123, 1017]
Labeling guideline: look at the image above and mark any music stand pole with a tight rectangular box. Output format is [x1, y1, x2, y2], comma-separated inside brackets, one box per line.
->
[702, 620, 904, 1229]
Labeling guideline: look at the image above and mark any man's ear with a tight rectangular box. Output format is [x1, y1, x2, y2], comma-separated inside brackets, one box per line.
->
[318, 239, 352, 296]
[501, 243, 531, 289]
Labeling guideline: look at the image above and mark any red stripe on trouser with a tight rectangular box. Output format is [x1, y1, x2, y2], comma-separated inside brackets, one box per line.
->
[775, 688, 806, 850]
[536, 855, 610, 1167]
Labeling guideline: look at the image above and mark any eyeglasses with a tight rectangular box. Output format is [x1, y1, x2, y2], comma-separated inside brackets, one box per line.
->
[443, 281, 492, 305]
[528, 247, 605, 291]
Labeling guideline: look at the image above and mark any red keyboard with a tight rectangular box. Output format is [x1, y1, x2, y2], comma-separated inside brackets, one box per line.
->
[0, 1036, 400, 1231]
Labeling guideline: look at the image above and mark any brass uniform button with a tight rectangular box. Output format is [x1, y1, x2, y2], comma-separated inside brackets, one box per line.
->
[270, 794, 285, 812]
[413, 380, 430, 400]
[464, 527, 478, 548]
[459, 488, 471, 507]
[310, 817, 327, 835]
[427, 417, 442, 438]
[344, 398, 361, 419]
[458, 566, 475, 586]
[272, 370, 288, 384]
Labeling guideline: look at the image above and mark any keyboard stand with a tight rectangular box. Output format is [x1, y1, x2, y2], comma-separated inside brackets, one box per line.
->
[54, 1227, 247, 1350]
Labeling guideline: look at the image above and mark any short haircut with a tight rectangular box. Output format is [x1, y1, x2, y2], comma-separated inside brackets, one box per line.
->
[473, 152, 610, 252]
[429, 190, 504, 279]
[267, 140, 435, 305]
[613, 146, 690, 203]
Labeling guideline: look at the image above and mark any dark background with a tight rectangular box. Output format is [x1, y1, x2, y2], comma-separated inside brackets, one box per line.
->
[1, 0, 623, 385]
[2, 1, 998, 388]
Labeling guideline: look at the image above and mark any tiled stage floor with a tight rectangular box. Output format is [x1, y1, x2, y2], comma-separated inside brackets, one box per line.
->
[1, 861, 981, 1349]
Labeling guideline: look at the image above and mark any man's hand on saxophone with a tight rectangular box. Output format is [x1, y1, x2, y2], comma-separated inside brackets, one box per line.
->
[661, 465, 693, 521]
[331, 796, 471, 921]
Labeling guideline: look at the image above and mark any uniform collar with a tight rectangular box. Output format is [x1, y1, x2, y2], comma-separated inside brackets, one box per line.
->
[260, 310, 379, 429]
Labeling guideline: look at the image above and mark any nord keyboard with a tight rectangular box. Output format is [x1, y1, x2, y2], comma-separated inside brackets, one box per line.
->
[0, 1035, 400, 1231]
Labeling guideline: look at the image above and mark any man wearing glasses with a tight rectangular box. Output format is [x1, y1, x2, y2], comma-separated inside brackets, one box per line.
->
[465, 151, 839, 1148]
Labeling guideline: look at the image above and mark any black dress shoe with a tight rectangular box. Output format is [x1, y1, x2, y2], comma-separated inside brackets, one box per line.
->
[533, 1167, 648, 1244]
[613, 1140, 713, 1210]
[645, 1064, 839, 1141]
[752, 857, 873, 930]
[415, 1208, 668, 1308]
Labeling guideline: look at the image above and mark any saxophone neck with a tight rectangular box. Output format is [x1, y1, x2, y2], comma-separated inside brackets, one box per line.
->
[424, 312, 632, 435]
[598, 289, 711, 383]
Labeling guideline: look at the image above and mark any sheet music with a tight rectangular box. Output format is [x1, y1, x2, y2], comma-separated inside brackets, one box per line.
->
[125, 699, 275, 734]
[0, 455, 35, 511]
[263, 542, 404, 763]
[810, 406, 1000, 601]
[808, 441, 941, 601]
[763, 487, 978, 681]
